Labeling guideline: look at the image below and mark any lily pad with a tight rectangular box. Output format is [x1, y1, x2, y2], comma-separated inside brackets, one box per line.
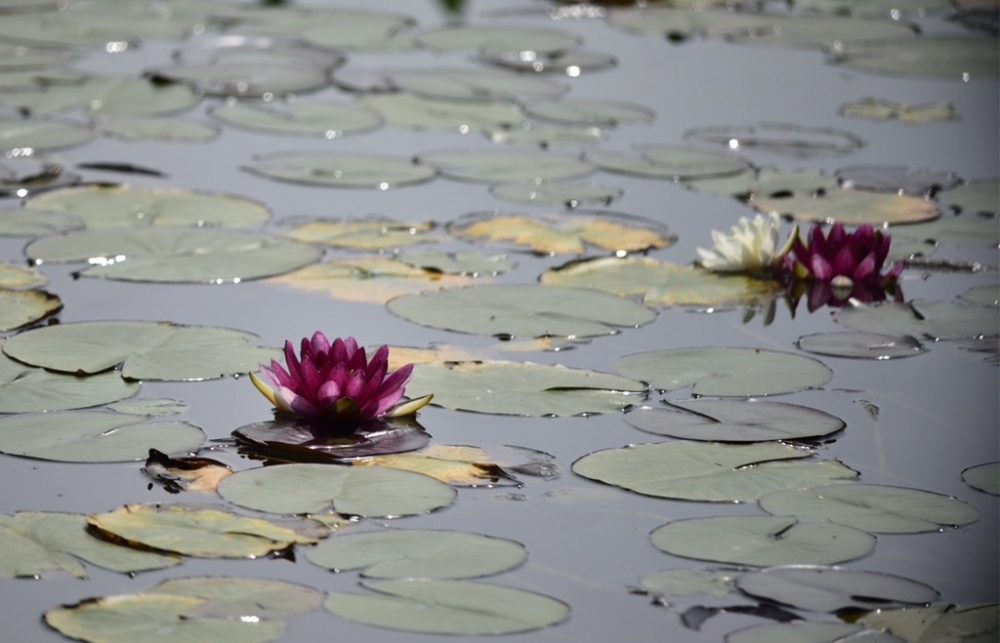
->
[836, 166, 962, 196]
[541, 257, 781, 307]
[0, 208, 84, 236]
[892, 214, 1000, 248]
[840, 98, 959, 124]
[351, 444, 524, 487]
[449, 212, 673, 255]
[325, 579, 570, 635]
[962, 462, 999, 495]
[756, 188, 939, 225]
[0, 410, 205, 462]
[624, 399, 845, 442]
[833, 300, 999, 340]
[26, 228, 322, 283]
[684, 167, 838, 200]
[209, 101, 382, 138]
[0, 350, 139, 413]
[684, 124, 863, 159]
[45, 594, 287, 643]
[488, 122, 603, 148]
[0, 511, 181, 578]
[416, 24, 580, 56]
[585, 146, 751, 180]
[938, 179, 999, 215]
[151, 577, 325, 620]
[397, 251, 513, 276]
[833, 36, 999, 80]
[859, 603, 1000, 642]
[650, 516, 875, 566]
[149, 60, 331, 98]
[959, 285, 999, 307]
[307, 529, 527, 579]
[245, 151, 436, 188]
[392, 68, 566, 102]
[404, 360, 646, 417]
[87, 503, 330, 558]
[759, 483, 980, 534]
[640, 569, 740, 599]
[726, 621, 904, 643]
[359, 93, 525, 133]
[572, 441, 858, 502]
[25, 184, 270, 229]
[0, 288, 61, 331]
[233, 417, 431, 463]
[524, 99, 654, 127]
[416, 148, 592, 183]
[735, 567, 939, 613]
[613, 347, 833, 396]
[284, 218, 436, 250]
[99, 117, 220, 142]
[0, 118, 93, 155]
[108, 398, 187, 417]
[488, 181, 623, 208]
[796, 332, 928, 359]
[217, 464, 456, 517]
[2, 320, 279, 380]
[388, 284, 657, 339]
[2, 77, 198, 117]
[481, 47, 616, 75]
[0, 262, 46, 289]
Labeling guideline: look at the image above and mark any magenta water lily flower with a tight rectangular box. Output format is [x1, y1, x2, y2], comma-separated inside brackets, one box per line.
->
[784, 222, 903, 288]
[250, 333, 431, 424]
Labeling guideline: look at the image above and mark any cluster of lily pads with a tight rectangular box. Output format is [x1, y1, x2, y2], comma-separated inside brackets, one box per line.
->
[0, 0, 998, 642]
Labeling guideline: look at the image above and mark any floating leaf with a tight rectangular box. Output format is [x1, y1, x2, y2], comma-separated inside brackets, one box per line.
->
[99, 117, 220, 142]
[397, 251, 513, 276]
[143, 449, 233, 494]
[488, 181, 623, 208]
[351, 444, 521, 487]
[859, 603, 1000, 642]
[25, 185, 270, 229]
[833, 36, 999, 80]
[488, 122, 603, 148]
[245, 151, 436, 188]
[0, 349, 139, 413]
[892, 213, 1000, 248]
[759, 483, 980, 534]
[232, 417, 431, 463]
[684, 167, 838, 200]
[0, 262, 46, 289]
[572, 441, 858, 502]
[218, 464, 456, 518]
[45, 594, 287, 643]
[449, 212, 672, 255]
[833, 300, 999, 340]
[2, 320, 279, 380]
[150, 60, 331, 98]
[307, 529, 527, 579]
[624, 399, 845, 442]
[108, 398, 187, 416]
[26, 228, 322, 283]
[151, 577, 325, 620]
[416, 24, 580, 55]
[0, 118, 93, 155]
[359, 93, 525, 133]
[284, 218, 436, 250]
[232, 6, 411, 49]
[755, 188, 939, 225]
[209, 101, 382, 138]
[0, 207, 83, 236]
[962, 462, 999, 496]
[524, 99, 654, 126]
[959, 285, 999, 307]
[726, 621, 903, 643]
[541, 257, 780, 307]
[640, 569, 740, 599]
[723, 14, 916, 49]
[392, 68, 566, 102]
[685, 124, 863, 159]
[0, 411, 205, 463]
[840, 98, 959, 124]
[325, 579, 570, 635]
[735, 567, 939, 613]
[405, 360, 645, 417]
[0, 288, 61, 331]
[613, 347, 833, 396]
[585, 146, 751, 180]
[836, 166, 961, 196]
[650, 516, 875, 566]
[86, 503, 329, 558]
[938, 179, 999, 216]
[416, 148, 592, 183]
[796, 332, 927, 359]
[0, 511, 182, 578]
[388, 284, 656, 339]
[2, 77, 198, 117]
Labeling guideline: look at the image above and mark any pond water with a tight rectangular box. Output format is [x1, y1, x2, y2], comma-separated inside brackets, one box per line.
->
[0, 1, 998, 641]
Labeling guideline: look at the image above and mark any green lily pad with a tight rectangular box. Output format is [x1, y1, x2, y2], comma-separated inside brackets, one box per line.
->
[405, 360, 646, 417]
[0, 288, 61, 331]
[209, 101, 382, 138]
[840, 98, 959, 124]
[0, 43, 74, 69]
[624, 399, 845, 442]
[217, 464, 456, 517]
[760, 483, 980, 534]
[245, 151, 436, 188]
[397, 251, 513, 276]
[608, 7, 779, 41]
[962, 462, 999, 495]
[0, 118, 93, 155]
[833, 300, 999, 340]
[524, 99, 654, 127]
[541, 257, 781, 307]
[488, 181, 623, 208]
[449, 212, 672, 255]
[613, 347, 833, 396]
[795, 0, 953, 16]
[939, 180, 999, 216]
[0, 511, 181, 578]
[735, 567, 939, 613]
[26, 227, 322, 283]
[0, 349, 139, 413]
[833, 36, 999, 80]
[726, 14, 916, 48]
[0, 410, 205, 462]
[416, 148, 592, 183]
[572, 441, 858, 502]
[87, 503, 330, 558]
[0, 262, 46, 289]
[107, 398, 187, 417]
[25, 184, 270, 229]
[481, 47, 616, 75]
[488, 122, 603, 148]
[284, 218, 437, 250]
[892, 214, 1000, 249]
[359, 93, 525, 133]
[684, 124, 863, 159]
[684, 167, 838, 200]
[959, 285, 998, 307]
[640, 569, 740, 599]
[325, 579, 570, 635]
[151, 577, 325, 619]
[2, 320, 279, 380]
[149, 60, 331, 98]
[234, 6, 411, 48]
[388, 284, 657, 339]
[859, 603, 999, 642]
[585, 145, 751, 180]
[650, 516, 875, 566]
[726, 621, 904, 643]
[99, 117, 220, 142]
[2, 77, 198, 117]
[416, 24, 580, 55]
[307, 529, 527, 579]
[755, 188, 940, 225]
[796, 332, 928, 359]
[46, 594, 287, 643]
[393, 68, 566, 102]
[0, 208, 83, 236]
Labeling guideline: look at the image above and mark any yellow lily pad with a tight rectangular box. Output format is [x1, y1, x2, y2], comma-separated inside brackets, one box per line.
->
[352, 444, 517, 487]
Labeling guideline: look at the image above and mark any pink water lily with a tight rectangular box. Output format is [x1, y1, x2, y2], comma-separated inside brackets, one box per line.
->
[250, 333, 431, 423]
[784, 222, 903, 288]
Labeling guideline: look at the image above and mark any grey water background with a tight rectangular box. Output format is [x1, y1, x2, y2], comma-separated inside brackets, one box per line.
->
[1, 1, 998, 641]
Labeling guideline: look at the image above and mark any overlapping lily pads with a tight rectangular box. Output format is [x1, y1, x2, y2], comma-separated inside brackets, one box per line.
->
[0, 288, 61, 332]
[0, 350, 139, 413]
[209, 101, 383, 138]
[833, 300, 999, 340]
[416, 148, 592, 183]
[245, 151, 436, 188]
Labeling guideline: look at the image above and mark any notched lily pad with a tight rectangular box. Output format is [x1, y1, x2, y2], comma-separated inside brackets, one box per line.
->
[488, 121, 603, 149]
[149, 60, 332, 98]
[796, 332, 927, 359]
[245, 151, 436, 188]
[938, 179, 999, 216]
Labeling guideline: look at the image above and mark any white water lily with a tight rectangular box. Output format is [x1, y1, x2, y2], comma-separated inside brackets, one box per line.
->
[696, 213, 789, 274]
